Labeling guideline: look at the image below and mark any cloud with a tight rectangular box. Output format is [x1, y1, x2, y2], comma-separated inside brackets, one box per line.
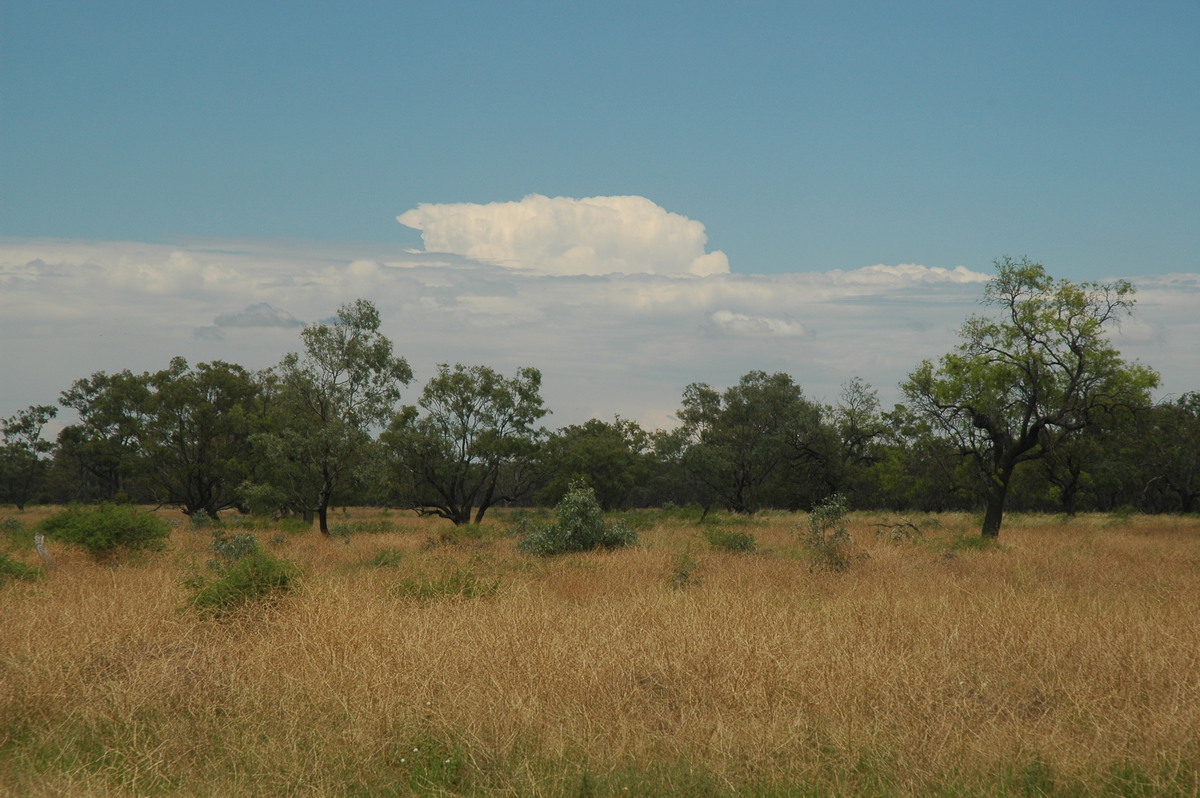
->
[1, 232, 1196, 433]
[710, 310, 807, 338]
[397, 194, 730, 276]
[214, 302, 304, 329]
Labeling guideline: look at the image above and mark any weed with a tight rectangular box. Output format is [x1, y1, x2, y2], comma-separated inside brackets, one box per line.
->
[207, 529, 261, 567]
[668, 552, 702, 589]
[0, 551, 42, 584]
[364, 547, 405, 568]
[799, 494, 865, 572]
[391, 568, 500, 602]
[702, 526, 756, 553]
[186, 551, 302, 618]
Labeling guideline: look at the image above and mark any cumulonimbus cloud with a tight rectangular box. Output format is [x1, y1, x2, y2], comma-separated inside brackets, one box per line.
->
[397, 194, 730, 277]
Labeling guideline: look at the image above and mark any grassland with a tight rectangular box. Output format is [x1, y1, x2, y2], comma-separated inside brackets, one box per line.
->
[2, 506, 1199, 796]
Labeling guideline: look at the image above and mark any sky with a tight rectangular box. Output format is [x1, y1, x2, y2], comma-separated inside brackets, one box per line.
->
[2, 1, 1197, 431]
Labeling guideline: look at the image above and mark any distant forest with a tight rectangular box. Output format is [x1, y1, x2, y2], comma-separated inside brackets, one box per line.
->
[3, 261, 1197, 537]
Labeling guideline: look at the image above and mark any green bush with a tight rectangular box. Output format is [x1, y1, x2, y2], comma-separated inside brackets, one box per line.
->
[799, 494, 864, 572]
[208, 529, 261, 567]
[702, 526, 756, 553]
[37, 504, 170, 559]
[391, 568, 500, 602]
[0, 552, 42, 584]
[517, 483, 639, 556]
[187, 551, 302, 618]
[364, 547, 405, 568]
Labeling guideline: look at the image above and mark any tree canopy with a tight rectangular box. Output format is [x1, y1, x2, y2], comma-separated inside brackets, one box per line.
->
[903, 257, 1159, 536]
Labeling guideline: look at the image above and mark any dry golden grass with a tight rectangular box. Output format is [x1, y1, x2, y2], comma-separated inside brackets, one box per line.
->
[2, 506, 1199, 796]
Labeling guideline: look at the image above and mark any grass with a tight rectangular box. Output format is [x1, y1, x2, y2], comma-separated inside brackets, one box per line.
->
[1, 506, 1199, 795]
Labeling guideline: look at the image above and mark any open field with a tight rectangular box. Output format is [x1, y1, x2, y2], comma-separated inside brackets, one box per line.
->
[2, 506, 1199, 796]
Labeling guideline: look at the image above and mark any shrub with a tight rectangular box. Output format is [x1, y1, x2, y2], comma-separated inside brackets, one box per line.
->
[391, 568, 500, 602]
[799, 494, 864, 572]
[0, 552, 42, 584]
[37, 504, 170, 559]
[517, 483, 639, 556]
[668, 553, 702, 589]
[187, 551, 302, 618]
[208, 529, 261, 567]
[364, 547, 405, 568]
[702, 526, 756, 553]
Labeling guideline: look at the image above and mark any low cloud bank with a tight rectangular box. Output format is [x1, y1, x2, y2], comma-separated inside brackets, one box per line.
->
[2, 232, 1195, 431]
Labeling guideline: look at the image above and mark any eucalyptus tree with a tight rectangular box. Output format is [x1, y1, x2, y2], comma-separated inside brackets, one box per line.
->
[137, 357, 262, 518]
[252, 299, 411, 535]
[58, 369, 152, 500]
[537, 417, 652, 510]
[677, 370, 833, 514]
[0, 404, 58, 509]
[383, 364, 547, 525]
[903, 257, 1158, 537]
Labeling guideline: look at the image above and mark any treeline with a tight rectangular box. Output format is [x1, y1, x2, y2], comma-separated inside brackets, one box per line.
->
[3, 261, 1198, 535]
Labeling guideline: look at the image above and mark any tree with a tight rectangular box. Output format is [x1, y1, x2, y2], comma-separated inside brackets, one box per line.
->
[57, 369, 152, 500]
[902, 257, 1159, 537]
[536, 417, 651, 510]
[252, 299, 411, 535]
[677, 371, 833, 514]
[0, 405, 58, 509]
[137, 358, 262, 518]
[383, 364, 547, 525]
[1139, 393, 1200, 513]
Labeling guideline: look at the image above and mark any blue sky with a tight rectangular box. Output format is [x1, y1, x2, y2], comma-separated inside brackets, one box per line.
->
[2, 2, 1197, 428]
[5, 1, 1197, 277]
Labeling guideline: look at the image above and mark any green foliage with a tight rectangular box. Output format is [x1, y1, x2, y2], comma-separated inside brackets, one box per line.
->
[678, 370, 837, 514]
[903, 257, 1159, 537]
[799, 494, 863, 572]
[536, 417, 651, 509]
[207, 529, 261, 567]
[37, 504, 170, 559]
[363, 547, 405, 568]
[383, 363, 547, 525]
[391, 568, 500, 602]
[0, 551, 42, 584]
[254, 298, 412, 535]
[517, 483, 639, 556]
[702, 526, 757, 553]
[187, 551, 303, 618]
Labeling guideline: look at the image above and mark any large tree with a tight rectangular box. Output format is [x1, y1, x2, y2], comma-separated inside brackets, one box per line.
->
[536, 417, 651, 510]
[57, 369, 152, 500]
[677, 370, 833, 514]
[903, 257, 1158, 537]
[383, 364, 547, 525]
[252, 299, 411, 535]
[137, 358, 262, 518]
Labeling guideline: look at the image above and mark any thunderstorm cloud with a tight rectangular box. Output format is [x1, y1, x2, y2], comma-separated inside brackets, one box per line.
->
[397, 194, 730, 277]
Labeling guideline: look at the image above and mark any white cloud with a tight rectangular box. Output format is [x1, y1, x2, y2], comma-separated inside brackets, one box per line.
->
[710, 310, 807, 338]
[397, 194, 731, 277]
[1, 232, 1196, 433]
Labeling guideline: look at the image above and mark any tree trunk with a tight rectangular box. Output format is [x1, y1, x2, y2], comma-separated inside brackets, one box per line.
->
[318, 503, 330, 536]
[980, 474, 1011, 538]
